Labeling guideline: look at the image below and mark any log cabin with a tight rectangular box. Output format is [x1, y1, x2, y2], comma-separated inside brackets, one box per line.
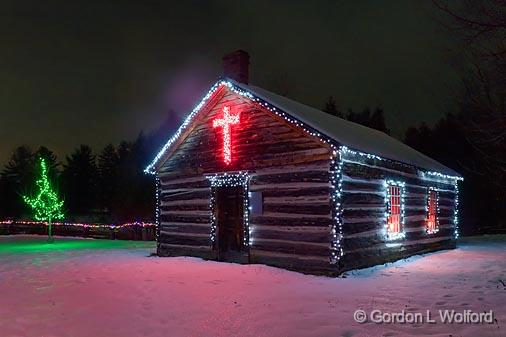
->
[145, 50, 462, 275]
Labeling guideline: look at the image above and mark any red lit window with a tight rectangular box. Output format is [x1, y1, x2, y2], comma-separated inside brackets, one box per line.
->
[387, 185, 402, 236]
[426, 189, 439, 234]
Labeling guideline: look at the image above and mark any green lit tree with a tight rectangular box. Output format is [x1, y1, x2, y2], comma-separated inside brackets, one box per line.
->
[23, 158, 64, 243]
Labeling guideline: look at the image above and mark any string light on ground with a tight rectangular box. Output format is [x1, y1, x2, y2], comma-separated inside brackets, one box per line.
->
[0, 220, 155, 229]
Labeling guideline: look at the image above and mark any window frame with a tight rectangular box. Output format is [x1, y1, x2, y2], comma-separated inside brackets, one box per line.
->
[426, 187, 440, 234]
[384, 180, 406, 240]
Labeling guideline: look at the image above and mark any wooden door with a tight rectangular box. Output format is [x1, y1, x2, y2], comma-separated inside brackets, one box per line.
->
[216, 186, 244, 262]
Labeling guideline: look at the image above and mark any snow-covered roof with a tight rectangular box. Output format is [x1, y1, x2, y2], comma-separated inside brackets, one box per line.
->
[231, 80, 461, 177]
[146, 79, 461, 178]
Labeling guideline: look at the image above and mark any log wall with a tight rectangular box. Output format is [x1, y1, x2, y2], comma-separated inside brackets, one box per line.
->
[156, 87, 335, 274]
[156, 85, 459, 275]
[339, 155, 458, 272]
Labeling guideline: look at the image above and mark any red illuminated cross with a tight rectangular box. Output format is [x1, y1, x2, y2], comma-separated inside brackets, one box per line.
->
[212, 106, 240, 165]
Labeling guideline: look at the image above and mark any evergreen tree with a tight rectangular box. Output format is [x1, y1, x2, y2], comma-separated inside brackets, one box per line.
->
[35, 147, 59, 174]
[323, 96, 342, 118]
[97, 144, 119, 213]
[369, 107, 390, 134]
[2, 145, 34, 186]
[61, 145, 98, 215]
[111, 134, 155, 221]
[0, 146, 35, 217]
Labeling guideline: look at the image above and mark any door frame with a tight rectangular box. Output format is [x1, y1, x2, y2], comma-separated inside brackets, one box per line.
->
[206, 172, 251, 261]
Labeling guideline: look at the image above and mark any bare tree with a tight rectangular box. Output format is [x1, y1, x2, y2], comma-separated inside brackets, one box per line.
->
[435, 0, 506, 187]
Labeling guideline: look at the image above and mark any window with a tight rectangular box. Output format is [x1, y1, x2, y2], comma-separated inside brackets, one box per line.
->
[385, 181, 405, 240]
[249, 191, 263, 215]
[426, 188, 439, 234]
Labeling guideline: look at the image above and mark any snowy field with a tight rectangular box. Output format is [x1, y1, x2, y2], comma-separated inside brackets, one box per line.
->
[0, 235, 504, 337]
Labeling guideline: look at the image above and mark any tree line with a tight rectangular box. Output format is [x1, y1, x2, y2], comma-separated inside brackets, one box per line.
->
[318, 1, 505, 235]
[1, 1, 502, 233]
[323, 96, 503, 235]
[0, 112, 178, 223]
[0, 138, 150, 223]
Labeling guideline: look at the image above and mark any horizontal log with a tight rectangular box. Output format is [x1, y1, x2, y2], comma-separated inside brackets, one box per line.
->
[160, 204, 210, 212]
[160, 230, 209, 238]
[342, 208, 384, 219]
[260, 187, 331, 197]
[342, 220, 383, 235]
[252, 226, 329, 243]
[250, 182, 330, 191]
[161, 187, 210, 195]
[160, 222, 210, 234]
[341, 235, 385, 251]
[157, 243, 213, 259]
[341, 180, 383, 193]
[160, 210, 210, 217]
[345, 235, 455, 254]
[252, 216, 333, 227]
[342, 159, 457, 187]
[252, 238, 329, 256]
[262, 204, 331, 216]
[160, 190, 211, 202]
[340, 238, 456, 272]
[257, 211, 332, 219]
[160, 214, 210, 224]
[251, 160, 330, 176]
[252, 170, 330, 185]
[250, 249, 336, 275]
[341, 193, 384, 206]
[158, 232, 211, 246]
[160, 178, 210, 190]
[161, 198, 209, 206]
[158, 174, 206, 184]
[263, 195, 330, 205]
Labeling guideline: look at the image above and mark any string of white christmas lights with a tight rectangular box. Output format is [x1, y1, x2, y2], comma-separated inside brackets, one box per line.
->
[145, 79, 464, 267]
[384, 180, 406, 241]
[453, 182, 460, 239]
[330, 150, 344, 264]
[155, 176, 161, 240]
[145, 80, 334, 174]
[205, 172, 251, 246]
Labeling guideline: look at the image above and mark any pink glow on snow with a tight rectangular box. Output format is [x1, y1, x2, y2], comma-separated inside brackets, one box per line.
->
[0, 235, 504, 337]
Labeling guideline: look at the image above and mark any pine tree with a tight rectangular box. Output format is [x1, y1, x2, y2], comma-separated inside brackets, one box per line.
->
[61, 145, 98, 215]
[323, 96, 343, 118]
[1, 146, 35, 217]
[97, 144, 119, 213]
[23, 158, 64, 243]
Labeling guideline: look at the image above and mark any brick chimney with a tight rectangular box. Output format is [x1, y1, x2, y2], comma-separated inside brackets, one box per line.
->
[222, 50, 250, 84]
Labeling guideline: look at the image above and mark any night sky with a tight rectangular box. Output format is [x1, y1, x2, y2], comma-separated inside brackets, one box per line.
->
[0, 1, 460, 165]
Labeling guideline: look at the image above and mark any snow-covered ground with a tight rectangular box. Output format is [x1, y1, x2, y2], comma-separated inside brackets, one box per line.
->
[0, 235, 504, 337]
